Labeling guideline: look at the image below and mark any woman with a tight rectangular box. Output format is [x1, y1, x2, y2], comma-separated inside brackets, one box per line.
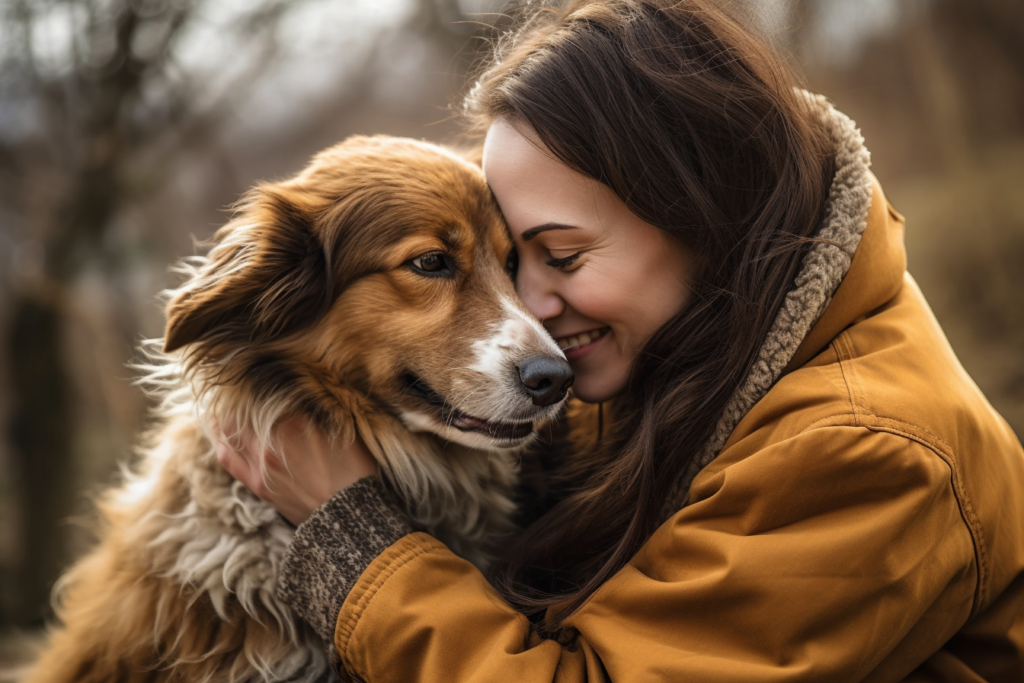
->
[216, 1, 1024, 680]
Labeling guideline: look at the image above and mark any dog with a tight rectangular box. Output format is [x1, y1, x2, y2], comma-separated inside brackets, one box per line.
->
[23, 136, 572, 682]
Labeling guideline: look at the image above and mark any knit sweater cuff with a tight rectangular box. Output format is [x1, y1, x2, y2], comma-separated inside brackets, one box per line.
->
[277, 476, 413, 644]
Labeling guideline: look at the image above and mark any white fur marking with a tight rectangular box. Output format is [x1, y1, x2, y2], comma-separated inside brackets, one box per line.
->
[468, 297, 562, 380]
[399, 410, 442, 434]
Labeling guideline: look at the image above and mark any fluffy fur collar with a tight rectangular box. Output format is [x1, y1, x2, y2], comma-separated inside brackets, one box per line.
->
[660, 93, 875, 520]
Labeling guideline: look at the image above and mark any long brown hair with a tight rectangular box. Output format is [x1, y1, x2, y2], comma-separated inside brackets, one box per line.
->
[463, 0, 835, 632]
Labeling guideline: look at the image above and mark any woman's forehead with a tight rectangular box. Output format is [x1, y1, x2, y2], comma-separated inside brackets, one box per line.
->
[483, 119, 562, 184]
[483, 119, 609, 237]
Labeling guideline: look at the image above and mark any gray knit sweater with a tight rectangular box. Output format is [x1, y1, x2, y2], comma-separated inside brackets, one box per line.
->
[278, 477, 412, 643]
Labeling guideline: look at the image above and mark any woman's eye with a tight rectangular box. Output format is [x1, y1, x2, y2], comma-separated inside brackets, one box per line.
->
[505, 248, 519, 280]
[409, 251, 453, 277]
[545, 252, 581, 269]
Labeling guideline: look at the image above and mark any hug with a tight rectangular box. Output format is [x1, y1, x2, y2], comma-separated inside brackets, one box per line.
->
[23, 1, 1024, 682]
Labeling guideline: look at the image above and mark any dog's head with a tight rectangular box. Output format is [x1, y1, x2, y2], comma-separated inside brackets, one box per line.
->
[161, 136, 570, 452]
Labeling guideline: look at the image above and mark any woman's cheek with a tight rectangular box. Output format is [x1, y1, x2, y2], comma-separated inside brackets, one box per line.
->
[582, 271, 648, 343]
[567, 273, 618, 326]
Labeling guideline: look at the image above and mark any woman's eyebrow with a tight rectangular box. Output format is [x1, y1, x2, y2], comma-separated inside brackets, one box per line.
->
[521, 223, 580, 242]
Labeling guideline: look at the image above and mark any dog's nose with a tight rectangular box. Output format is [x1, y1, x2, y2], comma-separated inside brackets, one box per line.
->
[517, 355, 574, 407]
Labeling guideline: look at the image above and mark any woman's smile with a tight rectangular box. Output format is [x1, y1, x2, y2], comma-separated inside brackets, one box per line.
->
[554, 326, 610, 361]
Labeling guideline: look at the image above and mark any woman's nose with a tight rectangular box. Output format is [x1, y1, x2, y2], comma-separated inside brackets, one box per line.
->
[516, 268, 564, 322]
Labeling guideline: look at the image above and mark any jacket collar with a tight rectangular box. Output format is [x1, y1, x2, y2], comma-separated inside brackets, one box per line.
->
[661, 93, 903, 519]
[783, 177, 907, 373]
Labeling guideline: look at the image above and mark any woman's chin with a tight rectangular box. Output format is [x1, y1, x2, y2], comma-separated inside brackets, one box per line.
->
[569, 371, 628, 404]
[566, 336, 632, 403]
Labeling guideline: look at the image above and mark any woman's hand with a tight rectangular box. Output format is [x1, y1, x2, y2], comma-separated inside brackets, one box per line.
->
[215, 415, 378, 526]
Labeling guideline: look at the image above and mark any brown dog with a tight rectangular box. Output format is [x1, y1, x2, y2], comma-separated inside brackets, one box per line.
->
[24, 136, 571, 682]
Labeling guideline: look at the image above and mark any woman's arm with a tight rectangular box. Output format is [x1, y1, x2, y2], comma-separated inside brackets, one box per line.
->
[222, 422, 977, 682]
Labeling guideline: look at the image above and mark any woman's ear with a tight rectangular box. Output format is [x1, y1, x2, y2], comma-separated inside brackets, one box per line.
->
[163, 187, 333, 353]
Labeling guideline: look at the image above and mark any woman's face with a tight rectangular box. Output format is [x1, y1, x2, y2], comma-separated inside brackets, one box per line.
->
[483, 119, 694, 403]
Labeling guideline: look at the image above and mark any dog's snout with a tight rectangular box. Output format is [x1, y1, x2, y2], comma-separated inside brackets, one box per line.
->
[517, 355, 574, 407]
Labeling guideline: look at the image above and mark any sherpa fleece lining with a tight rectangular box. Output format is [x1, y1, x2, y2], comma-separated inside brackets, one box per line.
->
[277, 476, 412, 644]
[660, 93, 875, 520]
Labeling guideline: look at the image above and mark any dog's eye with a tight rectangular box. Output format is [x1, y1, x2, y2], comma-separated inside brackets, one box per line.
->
[505, 248, 519, 281]
[409, 251, 452, 277]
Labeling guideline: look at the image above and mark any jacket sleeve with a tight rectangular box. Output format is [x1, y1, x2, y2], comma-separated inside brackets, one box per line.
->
[287, 426, 978, 682]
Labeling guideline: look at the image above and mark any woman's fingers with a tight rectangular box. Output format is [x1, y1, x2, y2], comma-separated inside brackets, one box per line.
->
[216, 438, 272, 497]
[216, 440, 255, 489]
[212, 414, 379, 525]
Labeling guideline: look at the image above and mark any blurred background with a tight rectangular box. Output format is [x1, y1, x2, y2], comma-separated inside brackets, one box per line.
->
[0, 0, 1021, 664]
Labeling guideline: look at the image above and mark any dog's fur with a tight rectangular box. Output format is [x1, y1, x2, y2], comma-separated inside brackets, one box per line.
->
[24, 136, 567, 682]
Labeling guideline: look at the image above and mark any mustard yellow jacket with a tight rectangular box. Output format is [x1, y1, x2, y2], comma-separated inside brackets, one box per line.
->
[313, 175, 1024, 682]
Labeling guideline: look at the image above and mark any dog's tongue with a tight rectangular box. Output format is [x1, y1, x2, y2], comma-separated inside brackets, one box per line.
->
[451, 413, 534, 441]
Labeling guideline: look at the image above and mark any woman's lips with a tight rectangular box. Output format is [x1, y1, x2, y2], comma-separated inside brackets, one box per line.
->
[555, 326, 610, 361]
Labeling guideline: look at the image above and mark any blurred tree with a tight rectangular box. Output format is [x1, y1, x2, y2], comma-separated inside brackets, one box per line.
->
[2, 0, 190, 626]
[0, 0, 331, 627]
[0, 0, 498, 630]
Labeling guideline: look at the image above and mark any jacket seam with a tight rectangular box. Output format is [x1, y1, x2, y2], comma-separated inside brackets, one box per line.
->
[801, 413, 860, 432]
[832, 338, 860, 428]
[832, 332, 988, 614]
[858, 416, 988, 612]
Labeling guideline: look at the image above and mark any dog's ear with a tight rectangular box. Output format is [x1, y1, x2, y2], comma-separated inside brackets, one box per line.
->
[163, 187, 332, 353]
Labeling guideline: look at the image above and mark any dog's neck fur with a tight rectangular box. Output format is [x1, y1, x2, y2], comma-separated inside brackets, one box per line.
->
[108, 393, 330, 681]
[107, 348, 519, 681]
